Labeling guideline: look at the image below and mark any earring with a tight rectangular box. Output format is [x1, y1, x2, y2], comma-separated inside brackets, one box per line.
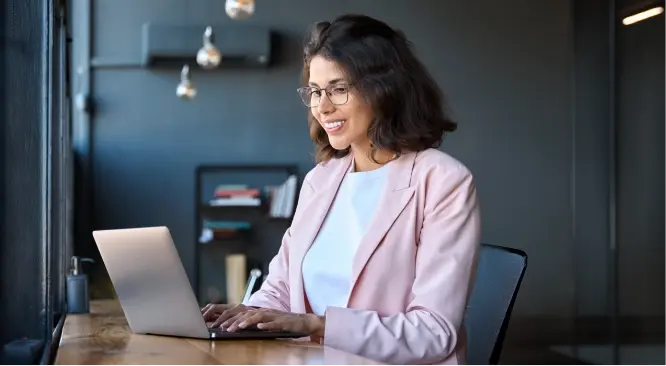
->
[225, 0, 255, 20]
[176, 64, 197, 100]
[196, 26, 222, 70]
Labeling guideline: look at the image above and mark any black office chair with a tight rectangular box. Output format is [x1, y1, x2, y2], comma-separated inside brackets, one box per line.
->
[464, 243, 527, 365]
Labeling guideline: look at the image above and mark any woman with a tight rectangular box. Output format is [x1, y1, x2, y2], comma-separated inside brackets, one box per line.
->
[202, 14, 481, 365]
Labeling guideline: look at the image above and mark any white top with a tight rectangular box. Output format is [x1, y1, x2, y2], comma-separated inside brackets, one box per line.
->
[301, 161, 390, 315]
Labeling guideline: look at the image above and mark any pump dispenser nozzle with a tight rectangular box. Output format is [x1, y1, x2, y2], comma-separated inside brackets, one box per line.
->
[67, 256, 95, 313]
[70, 256, 95, 275]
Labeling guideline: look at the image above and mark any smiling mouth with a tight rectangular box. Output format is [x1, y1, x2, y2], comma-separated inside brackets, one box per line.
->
[323, 120, 346, 132]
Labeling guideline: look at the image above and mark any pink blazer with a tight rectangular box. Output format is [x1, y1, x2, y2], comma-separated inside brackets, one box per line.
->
[246, 148, 481, 364]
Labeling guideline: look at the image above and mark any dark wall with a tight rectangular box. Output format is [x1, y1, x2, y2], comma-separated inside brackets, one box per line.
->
[573, 0, 613, 318]
[616, 5, 665, 317]
[72, 0, 621, 324]
[0, 1, 4, 342]
[572, 0, 665, 326]
[1, 0, 49, 348]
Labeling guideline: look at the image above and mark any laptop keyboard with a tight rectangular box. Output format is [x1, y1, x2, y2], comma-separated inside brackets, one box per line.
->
[207, 326, 307, 339]
[209, 324, 270, 333]
[209, 324, 262, 332]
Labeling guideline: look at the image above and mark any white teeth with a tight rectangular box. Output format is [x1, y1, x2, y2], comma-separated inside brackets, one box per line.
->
[324, 121, 344, 129]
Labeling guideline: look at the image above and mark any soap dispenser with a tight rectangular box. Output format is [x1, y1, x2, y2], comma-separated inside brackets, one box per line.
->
[67, 256, 94, 314]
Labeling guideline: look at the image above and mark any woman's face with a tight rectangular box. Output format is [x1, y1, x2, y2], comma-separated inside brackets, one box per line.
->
[306, 55, 374, 151]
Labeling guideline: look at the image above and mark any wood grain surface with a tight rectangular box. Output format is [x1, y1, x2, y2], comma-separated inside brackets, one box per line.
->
[55, 299, 382, 365]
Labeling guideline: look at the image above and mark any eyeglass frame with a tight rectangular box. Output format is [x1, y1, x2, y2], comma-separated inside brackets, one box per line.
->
[296, 82, 354, 108]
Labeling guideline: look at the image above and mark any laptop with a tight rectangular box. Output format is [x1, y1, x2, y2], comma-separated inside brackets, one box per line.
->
[92, 226, 308, 340]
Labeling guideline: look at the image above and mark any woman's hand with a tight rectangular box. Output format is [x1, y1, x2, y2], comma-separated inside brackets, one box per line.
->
[201, 303, 254, 326]
[221, 307, 326, 337]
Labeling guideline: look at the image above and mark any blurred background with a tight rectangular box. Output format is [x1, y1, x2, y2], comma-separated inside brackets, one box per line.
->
[1, 0, 664, 364]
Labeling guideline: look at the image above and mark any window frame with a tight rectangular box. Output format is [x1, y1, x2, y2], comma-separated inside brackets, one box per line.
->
[1, 0, 72, 362]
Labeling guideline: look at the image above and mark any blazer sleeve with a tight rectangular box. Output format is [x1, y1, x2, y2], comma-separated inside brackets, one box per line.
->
[243, 173, 315, 312]
[322, 166, 481, 364]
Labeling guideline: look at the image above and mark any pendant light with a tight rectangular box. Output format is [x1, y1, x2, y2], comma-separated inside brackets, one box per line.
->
[196, 26, 222, 69]
[176, 64, 197, 100]
[225, 0, 255, 20]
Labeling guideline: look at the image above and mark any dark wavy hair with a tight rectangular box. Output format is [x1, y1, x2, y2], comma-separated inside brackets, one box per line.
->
[301, 14, 458, 164]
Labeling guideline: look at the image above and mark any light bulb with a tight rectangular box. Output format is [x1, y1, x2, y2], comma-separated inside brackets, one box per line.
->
[196, 26, 222, 69]
[176, 64, 197, 100]
[225, 0, 255, 20]
[622, 6, 664, 25]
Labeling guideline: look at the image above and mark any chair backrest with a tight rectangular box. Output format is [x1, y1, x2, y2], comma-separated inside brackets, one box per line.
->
[464, 243, 527, 365]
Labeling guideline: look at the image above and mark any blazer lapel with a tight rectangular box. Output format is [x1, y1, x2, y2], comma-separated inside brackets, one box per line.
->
[348, 152, 417, 299]
[295, 155, 352, 258]
[292, 154, 352, 310]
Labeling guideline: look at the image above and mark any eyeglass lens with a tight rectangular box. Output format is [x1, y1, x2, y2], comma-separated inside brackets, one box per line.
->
[298, 85, 349, 107]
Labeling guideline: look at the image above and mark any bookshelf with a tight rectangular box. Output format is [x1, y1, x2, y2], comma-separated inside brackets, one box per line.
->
[194, 164, 299, 306]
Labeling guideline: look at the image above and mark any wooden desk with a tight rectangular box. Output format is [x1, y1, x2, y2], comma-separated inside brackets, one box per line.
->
[55, 300, 382, 365]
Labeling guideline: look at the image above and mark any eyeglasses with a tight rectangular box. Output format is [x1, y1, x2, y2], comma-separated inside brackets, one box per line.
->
[296, 84, 351, 107]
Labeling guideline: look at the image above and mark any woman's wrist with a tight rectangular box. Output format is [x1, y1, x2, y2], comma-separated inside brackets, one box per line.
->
[306, 314, 326, 337]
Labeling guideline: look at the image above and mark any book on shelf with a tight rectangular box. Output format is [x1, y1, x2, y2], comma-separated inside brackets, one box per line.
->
[205, 176, 298, 219]
[199, 220, 251, 243]
[265, 175, 298, 219]
[209, 185, 261, 206]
